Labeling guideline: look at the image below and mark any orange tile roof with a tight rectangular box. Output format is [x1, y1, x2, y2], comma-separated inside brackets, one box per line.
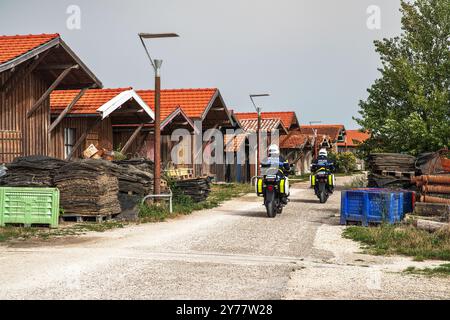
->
[300, 124, 345, 141]
[235, 112, 298, 129]
[136, 88, 218, 119]
[0, 33, 59, 65]
[50, 88, 132, 114]
[337, 130, 370, 147]
[280, 132, 313, 149]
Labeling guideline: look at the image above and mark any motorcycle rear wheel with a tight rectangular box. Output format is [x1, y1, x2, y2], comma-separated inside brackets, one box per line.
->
[266, 201, 277, 218]
[319, 190, 328, 203]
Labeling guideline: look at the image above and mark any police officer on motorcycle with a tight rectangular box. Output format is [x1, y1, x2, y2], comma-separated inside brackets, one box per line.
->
[262, 144, 291, 204]
[311, 148, 335, 173]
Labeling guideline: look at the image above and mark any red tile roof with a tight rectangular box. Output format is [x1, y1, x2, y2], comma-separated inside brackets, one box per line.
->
[234, 112, 298, 130]
[337, 130, 370, 147]
[136, 88, 218, 119]
[0, 33, 59, 65]
[300, 124, 345, 142]
[280, 132, 313, 149]
[50, 88, 132, 114]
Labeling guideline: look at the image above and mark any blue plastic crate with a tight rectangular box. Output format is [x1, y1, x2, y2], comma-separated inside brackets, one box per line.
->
[341, 190, 403, 226]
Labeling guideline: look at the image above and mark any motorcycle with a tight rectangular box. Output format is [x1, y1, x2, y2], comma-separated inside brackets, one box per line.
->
[310, 167, 334, 203]
[256, 165, 290, 218]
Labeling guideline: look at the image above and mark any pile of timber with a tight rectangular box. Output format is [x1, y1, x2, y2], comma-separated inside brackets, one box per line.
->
[54, 161, 121, 216]
[0, 156, 68, 187]
[411, 174, 450, 205]
[174, 178, 211, 202]
[368, 153, 416, 188]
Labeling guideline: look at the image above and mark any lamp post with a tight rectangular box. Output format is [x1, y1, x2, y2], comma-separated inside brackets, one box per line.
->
[138, 33, 179, 195]
[309, 121, 322, 159]
[250, 94, 270, 176]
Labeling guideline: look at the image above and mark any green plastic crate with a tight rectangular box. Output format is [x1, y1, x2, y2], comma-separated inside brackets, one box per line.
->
[0, 187, 60, 228]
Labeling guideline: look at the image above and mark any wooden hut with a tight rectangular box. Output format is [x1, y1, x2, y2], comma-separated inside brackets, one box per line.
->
[50, 88, 154, 159]
[225, 117, 289, 181]
[0, 33, 102, 163]
[135, 88, 235, 181]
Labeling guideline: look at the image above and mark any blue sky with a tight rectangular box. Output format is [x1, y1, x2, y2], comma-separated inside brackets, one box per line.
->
[0, 0, 403, 128]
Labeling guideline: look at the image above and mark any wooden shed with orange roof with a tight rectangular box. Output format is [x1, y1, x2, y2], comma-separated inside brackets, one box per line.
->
[50, 88, 155, 159]
[0, 33, 102, 163]
[337, 129, 370, 153]
[133, 88, 235, 180]
[300, 124, 346, 153]
[234, 111, 300, 131]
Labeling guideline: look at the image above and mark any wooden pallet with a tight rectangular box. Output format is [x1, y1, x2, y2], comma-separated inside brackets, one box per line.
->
[374, 170, 415, 178]
[61, 214, 115, 223]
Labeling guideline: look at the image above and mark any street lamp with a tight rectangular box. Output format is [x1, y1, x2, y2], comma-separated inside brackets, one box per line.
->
[250, 93, 270, 176]
[139, 33, 179, 195]
[309, 121, 322, 159]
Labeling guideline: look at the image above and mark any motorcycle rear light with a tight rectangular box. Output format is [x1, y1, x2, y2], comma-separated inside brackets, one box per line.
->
[267, 185, 274, 191]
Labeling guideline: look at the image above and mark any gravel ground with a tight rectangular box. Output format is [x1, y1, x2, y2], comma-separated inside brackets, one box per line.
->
[0, 176, 449, 300]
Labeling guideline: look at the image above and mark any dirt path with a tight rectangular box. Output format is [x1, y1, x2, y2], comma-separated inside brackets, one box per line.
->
[0, 177, 448, 299]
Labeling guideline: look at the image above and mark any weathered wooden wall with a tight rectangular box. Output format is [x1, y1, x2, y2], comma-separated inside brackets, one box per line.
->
[113, 130, 152, 159]
[50, 117, 113, 159]
[0, 71, 50, 163]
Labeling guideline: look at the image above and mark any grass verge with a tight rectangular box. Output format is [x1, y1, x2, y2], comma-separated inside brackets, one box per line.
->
[343, 224, 450, 261]
[0, 221, 126, 243]
[405, 264, 450, 277]
[139, 183, 254, 222]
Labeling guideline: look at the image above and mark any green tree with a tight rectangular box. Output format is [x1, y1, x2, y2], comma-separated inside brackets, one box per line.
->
[356, 0, 450, 156]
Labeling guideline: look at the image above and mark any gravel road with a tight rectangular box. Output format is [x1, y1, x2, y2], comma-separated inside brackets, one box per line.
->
[0, 177, 449, 300]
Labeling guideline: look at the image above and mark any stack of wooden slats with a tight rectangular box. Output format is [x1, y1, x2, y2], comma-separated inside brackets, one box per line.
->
[0, 156, 68, 187]
[174, 178, 211, 202]
[55, 161, 121, 216]
[368, 153, 416, 188]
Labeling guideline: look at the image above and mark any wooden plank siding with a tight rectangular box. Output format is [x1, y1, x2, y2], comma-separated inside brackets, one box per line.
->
[49, 117, 113, 159]
[0, 70, 50, 162]
[113, 130, 151, 159]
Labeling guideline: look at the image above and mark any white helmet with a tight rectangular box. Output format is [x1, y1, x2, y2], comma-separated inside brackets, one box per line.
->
[268, 144, 280, 156]
[319, 148, 328, 157]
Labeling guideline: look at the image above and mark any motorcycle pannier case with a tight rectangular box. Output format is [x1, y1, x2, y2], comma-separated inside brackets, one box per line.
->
[256, 177, 264, 196]
[310, 175, 316, 187]
[279, 177, 290, 195]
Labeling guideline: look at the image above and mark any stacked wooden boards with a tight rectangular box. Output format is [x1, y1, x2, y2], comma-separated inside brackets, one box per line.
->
[0, 156, 167, 218]
[55, 161, 121, 216]
[173, 178, 211, 202]
[0, 156, 67, 187]
[368, 153, 416, 188]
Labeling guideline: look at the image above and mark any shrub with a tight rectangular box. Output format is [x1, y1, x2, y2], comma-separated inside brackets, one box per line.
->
[329, 152, 357, 173]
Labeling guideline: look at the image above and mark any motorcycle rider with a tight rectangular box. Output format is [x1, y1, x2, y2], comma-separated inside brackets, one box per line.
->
[311, 148, 335, 193]
[261, 144, 291, 204]
[311, 148, 335, 173]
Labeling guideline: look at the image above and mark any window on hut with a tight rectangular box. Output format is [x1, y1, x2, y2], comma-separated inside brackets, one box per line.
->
[64, 128, 76, 158]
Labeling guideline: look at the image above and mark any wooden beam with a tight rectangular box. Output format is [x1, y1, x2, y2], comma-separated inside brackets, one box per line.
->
[66, 118, 101, 160]
[1, 50, 51, 94]
[37, 64, 76, 70]
[27, 65, 79, 118]
[48, 88, 88, 133]
[121, 124, 144, 154]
